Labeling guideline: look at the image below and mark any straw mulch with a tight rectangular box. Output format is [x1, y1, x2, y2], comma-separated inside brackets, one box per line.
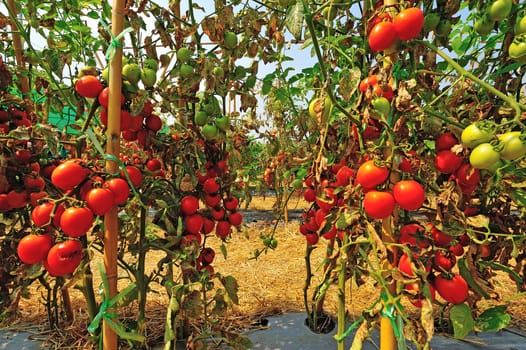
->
[9, 195, 526, 348]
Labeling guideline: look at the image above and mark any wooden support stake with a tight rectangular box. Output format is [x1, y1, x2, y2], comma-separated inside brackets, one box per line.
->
[103, 0, 125, 349]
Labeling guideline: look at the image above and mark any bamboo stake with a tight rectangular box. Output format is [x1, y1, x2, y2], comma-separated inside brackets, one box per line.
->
[380, 0, 399, 348]
[6, 0, 30, 99]
[103, 0, 125, 348]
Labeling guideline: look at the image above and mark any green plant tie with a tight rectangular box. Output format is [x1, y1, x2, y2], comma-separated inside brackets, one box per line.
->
[88, 264, 144, 344]
[105, 27, 134, 61]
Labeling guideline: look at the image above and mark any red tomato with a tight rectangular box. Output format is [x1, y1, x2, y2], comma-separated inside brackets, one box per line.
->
[399, 223, 430, 248]
[7, 190, 28, 209]
[228, 211, 243, 226]
[29, 191, 48, 207]
[15, 149, 32, 164]
[97, 87, 124, 108]
[363, 190, 395, 219]
[146, 159, 162, 172]
[215, 220, 232, 239]
[428, 224, 452, 247]
[434, 150, 463, 174]
[203, 177, 220, 194]
[436, 132, 458, 151]
[145, 114, 162, 132]
[433, 250, 456, 271]
[303, 188, 316, 202]
[45, 240, 83, 277]
[103, 178, 130, 205]
[405, 282, 436, 308]
[393, 7, 424, 41]
[0, 194, 10, 211]
[449, 243, 465, 257]
[120, 165, 143, 188]
[224, 196, 239, 211]
[356, 160, 389, 189]
[372, 83, 394, 101]
[17, 234, 54, 264]
[60, 207, 94, 237]
[205, 193, 221, 208]
[51, 159, 89, 191]
[75, 75, 103, 98]
[392, 180, 425, 211]
[85, 187, 115, 216]
[202, 217, 215, 234]
[180, 195, 199, 216]
[359, 75, 379, 92]
[398, 150, 420, 173]
[435, 274, 469, 304]
[31, 201, 55, 227]
[184, 214, 204, 234]
[368, 21, 397, 51]
[454, 163, 480, 194]
[24, 173, 45, 192]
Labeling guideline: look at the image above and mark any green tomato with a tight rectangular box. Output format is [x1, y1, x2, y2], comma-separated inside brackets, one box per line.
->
[423, 13, 440, 32]
[141, 68, 157, 88]
[214, 115, 231, 132]
[498, 131, 526, 161]
[122, 63, 141, 84]
[474, 17, 495, 36]
[487, 0, 512, 21]
[224, 31, 238, 50]
[371, 97, 390, 120]
[176, 47, 192, 63]
[201, 124, 218, 141]
[469, 143, 500, 169]
[143, 58, 159, 71]
[461, 121, 495, 148]
[515, 16, 526, 35]
[179, 64, 194, 78]
[194, 110, 209, 126]
[509, 35, 526, 61]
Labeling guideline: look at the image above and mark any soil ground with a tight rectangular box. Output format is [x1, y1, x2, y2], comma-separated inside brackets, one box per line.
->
[5, 194, 526, 349]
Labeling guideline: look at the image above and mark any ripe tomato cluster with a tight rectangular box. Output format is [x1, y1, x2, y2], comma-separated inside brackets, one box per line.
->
[0, 106, 34, 134]
[396, 222, 471, 306]
[75, 72, 162, 149]
[367, 7, 424, 51]
[17, 158, 133, 277]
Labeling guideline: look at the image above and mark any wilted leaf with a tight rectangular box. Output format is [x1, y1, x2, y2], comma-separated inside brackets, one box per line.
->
[338, 67, 360, 102]
[221, 275, 239, 305]
[450, 303, 474, 339]
[285, 2, 304, 40]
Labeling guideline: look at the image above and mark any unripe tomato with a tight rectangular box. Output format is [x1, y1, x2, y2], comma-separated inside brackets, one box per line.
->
[515, 16, 526, 35]
[498, 131, 526, 161]
[461, 122, 495, 148]
[487, 0, 512, 21]
[469, 143, 500, 170]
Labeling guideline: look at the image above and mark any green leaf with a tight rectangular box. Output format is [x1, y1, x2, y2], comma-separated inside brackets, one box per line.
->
[450, 303, 474, 339]
[285, 1, 304, 40]
[458, 258, 490, 299]
[475, 305, 511, 333]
